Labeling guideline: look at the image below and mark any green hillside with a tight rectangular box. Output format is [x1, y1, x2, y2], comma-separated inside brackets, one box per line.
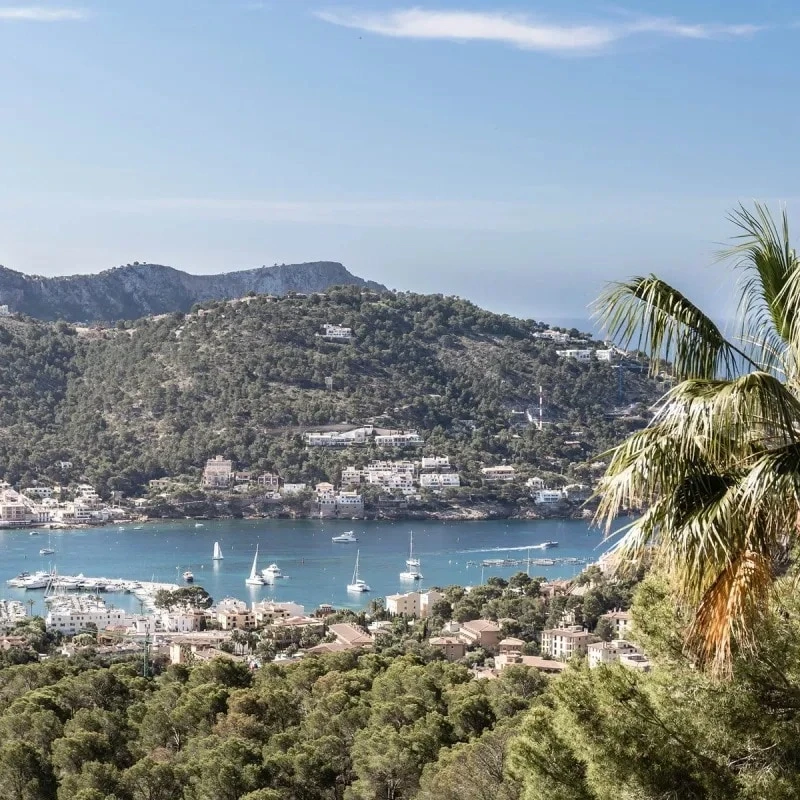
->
[0, 287, 664, 494]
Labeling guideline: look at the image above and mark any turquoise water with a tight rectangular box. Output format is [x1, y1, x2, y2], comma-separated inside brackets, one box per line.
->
[0, 518, 612, 616]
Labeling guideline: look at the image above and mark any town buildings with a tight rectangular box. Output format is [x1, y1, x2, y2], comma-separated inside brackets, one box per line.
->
[429, 637, 466, 661]
[385, 590, 442, 618]
[320, 323, 353, 341]
[481, 465, 517, 482]
[587, 639, 643, 669]
[459, 619, 502, 652]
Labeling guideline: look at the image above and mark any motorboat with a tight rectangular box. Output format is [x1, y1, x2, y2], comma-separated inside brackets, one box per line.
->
[10, 571, 52, 589]
[332, 530, 358, 543]
[182, 570, 194, 582]
[245, 546, 265, 586]
[261, 563, 283, 583]
[195, 523, 204, 528]
[347, 550, 370, 593]
[212, 541, 223, 560]
[29, 530, 39, 536]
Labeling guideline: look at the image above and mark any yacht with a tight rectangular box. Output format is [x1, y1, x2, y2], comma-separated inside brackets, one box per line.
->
[212, 541, 224, 560]
[245, 546, 265, 586]
[182, 570, 194, 583]
[400, 531, 422, 581]
[39, 533, 55, 556]
[332, 530, 358, 543]
[261, 563, 283, 583]
[9, 571, 52, 589]
[347, 550, 370, 593]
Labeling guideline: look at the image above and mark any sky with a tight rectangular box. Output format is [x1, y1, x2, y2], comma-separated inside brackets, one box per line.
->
[0, 0, 798, 322]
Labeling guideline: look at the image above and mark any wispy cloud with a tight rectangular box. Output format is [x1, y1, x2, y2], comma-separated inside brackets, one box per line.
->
[0, 6, 85, 21]
[314, 8, 762, 54]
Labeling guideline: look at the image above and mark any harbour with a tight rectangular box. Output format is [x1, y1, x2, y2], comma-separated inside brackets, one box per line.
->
[0, 517, 611, 617]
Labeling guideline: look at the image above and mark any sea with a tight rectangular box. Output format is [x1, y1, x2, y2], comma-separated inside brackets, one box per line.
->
[1, 518, 618, 616]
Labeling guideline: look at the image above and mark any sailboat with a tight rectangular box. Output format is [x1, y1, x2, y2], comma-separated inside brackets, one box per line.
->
[245, 546, 265, 586]
[347, 549, 371, 593]
[400, 532, 422, 580]
[39, 534, 55, 556]
[212, 541, 223, 560]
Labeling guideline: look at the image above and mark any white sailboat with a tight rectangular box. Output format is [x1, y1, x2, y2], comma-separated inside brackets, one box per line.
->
[347, 549, 371, 593]
[39, 533, 55, 556]
[212, 541, 223, 560]
[400, 531, 422, 580]
[405, 531, 420, 568]
[245, 546, 265, 586]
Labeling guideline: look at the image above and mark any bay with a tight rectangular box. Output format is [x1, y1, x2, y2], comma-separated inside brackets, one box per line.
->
[0, 518, 613, 616]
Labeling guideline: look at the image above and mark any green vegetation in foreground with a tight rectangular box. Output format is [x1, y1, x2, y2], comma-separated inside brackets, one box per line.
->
[2, 569, 800, 798]
[0, 287, 662, 498]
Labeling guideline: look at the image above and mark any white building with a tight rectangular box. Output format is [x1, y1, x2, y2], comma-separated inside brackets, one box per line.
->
[321, 324, 353, 341]
[421, 456, 451, 470]
[533, 330, 570, 343]
[282, 483, 307, 495]
[55, 461, 73, 470]
[0, 304, 10, 316]
[419, 590, 442, 618]
[161, 608, 205, 633]
[374, 431, 423, 447]
[526, 477, 545, 490]
[481, 466, 516, 482]
[305, 427, 374, 447]
[587, 639, 642, 669]
[253, 600, 305, 624]
[541, 626, 595, 660]
[595, 349, 615, 361]
[46, 600, 131, 635]
[419, 473, 461, 488]
[335, 491, 363, 510]
[341, 466, 364, 485]
[22, 486, 53, 499]
[556, 349, 593, 362]
[534, 489, 567, 505]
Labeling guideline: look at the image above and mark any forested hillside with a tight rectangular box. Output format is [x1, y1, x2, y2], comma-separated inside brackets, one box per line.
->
[0, 287, 664, 493]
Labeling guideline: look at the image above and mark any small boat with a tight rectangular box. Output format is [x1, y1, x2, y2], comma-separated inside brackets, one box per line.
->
[347, 550, 370, 593]
[261, 563, 283, 583]
[39, 534, 55, 556]
[195, 523, 204, 528]
[133, 525, 144, 530]
[245, 546, 265, 586]
[212, 541, 223, 560]
[29, 530, 39, 536]
[332, 530, 358, 543]
[182, 570, 194, 582]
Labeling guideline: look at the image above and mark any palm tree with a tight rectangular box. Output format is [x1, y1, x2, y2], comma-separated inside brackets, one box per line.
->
[593, 203, 800, 673]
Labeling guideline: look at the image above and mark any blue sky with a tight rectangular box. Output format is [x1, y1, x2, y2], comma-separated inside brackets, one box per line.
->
[0, 1, 797, 321]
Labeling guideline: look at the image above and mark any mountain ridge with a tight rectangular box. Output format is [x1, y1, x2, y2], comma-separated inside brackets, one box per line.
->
[0, 260, 386, 322]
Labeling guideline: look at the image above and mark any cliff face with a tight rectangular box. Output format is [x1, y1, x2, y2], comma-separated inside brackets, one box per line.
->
[0, 261, 386, 321]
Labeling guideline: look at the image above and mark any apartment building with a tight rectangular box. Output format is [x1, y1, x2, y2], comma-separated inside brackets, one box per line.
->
[541, 625, 595, 660]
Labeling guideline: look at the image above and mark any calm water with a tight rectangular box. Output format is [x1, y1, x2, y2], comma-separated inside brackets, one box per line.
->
[0, 519, 612, 616]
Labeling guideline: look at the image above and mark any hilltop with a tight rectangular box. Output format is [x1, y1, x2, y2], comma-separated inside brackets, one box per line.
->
[0, 287, 664, 497]
[0, 260, 385, 322]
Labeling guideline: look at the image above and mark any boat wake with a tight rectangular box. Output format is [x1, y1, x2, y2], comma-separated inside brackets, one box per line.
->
[457, 543, 556, 554]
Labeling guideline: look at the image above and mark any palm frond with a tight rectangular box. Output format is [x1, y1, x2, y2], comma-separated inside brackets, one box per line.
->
[723, 203, 798, 375]
[593, 276, 756, 380]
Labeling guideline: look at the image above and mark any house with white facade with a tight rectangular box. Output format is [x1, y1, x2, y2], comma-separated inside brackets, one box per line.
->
[556, 349, 593, 362]
[481, 466, 517, 482]
[281, 483, 307, 495]
[22, 486, 54, 499]
[600, 610, 633, 638]
[419, 473, 461, 488]
[421, 456, 452, 470]
[533, 489, 567, 505]
[305, 427, 374, 447]
[541, 625, 596, 660]
[374, 431, 423, 447]
[587, 639, 642, 669]
[320, 323, 353, 341]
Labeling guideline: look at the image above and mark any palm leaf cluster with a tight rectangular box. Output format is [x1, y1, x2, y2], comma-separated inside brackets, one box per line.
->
[594, 203, 800, 672]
